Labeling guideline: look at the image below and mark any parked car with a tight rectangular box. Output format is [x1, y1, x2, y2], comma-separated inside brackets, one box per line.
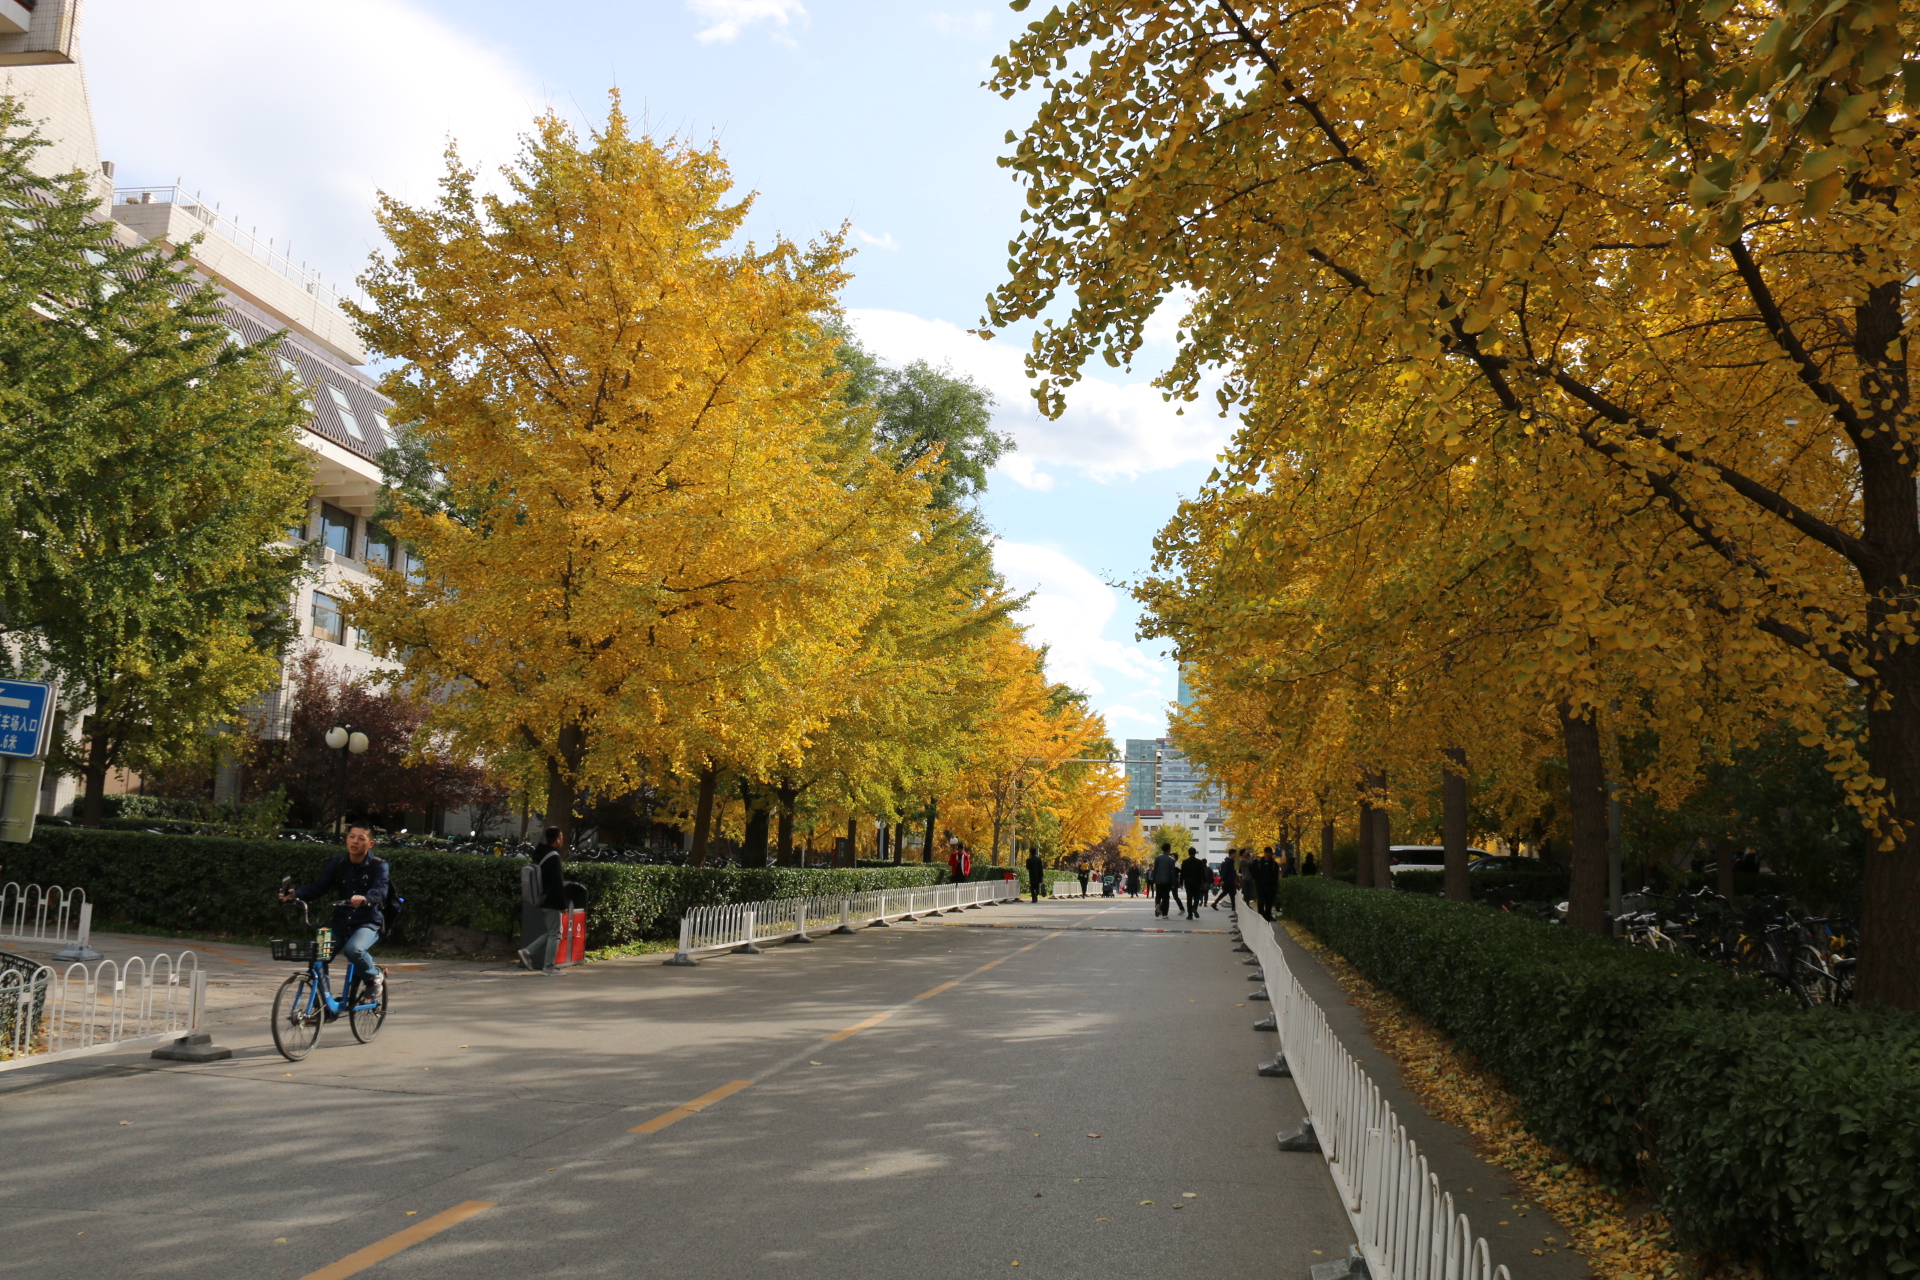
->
[1386, 845, 1493, 874]
[1467, 853, 1556, 873]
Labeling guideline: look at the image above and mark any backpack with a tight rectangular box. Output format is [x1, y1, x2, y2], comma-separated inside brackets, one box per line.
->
[521, 850, 558, 906]
[372, 855, 404, 917]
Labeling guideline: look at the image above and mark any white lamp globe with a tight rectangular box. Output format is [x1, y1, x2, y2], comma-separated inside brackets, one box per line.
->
[347, 731, 370, 755]
[324, 726, 348, 750]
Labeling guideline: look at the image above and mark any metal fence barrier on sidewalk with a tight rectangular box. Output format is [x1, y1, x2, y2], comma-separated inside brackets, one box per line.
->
[667, 878, 1017, 965]
[1243, 916, 1512, 1280]
[0, 951, 205, 1073]
[1, 882, 101, 959]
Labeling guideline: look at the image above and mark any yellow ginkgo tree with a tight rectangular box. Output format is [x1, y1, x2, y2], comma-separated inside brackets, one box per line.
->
[351, 102, 930, 838]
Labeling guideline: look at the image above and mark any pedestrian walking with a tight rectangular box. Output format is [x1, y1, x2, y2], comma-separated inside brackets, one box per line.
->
[1250, 846, 1281, 922]
[1179, 850, 1209, 920]
[1149, 844, 1178, 917]
[1125, 865, 1141, 897]
[1212, 852, 1240, 910]
[1026, 848, 1046, 902]
[1077, 864, 1091, 897]
[517, 827, 568, 973]
[1302, 851, 1319, 877]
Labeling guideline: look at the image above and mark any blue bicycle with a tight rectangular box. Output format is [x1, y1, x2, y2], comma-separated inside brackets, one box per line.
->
[270, 895, 389, 1061]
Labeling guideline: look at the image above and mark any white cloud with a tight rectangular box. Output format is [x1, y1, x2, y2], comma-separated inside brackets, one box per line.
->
[847, 308, 1231, 482]
[82, 0, 547, 314]
[997, 455, 1054, 491]
[689, 0, 807, 43]
[993, 541, 1166, 699]
[853, 227, 899, 251]
[926, 11, 993, 37]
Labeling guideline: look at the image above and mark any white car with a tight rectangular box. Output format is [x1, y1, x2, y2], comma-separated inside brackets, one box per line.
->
[1386, 845, 1492, 875]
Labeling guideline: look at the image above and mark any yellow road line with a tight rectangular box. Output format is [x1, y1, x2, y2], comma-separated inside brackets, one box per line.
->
[916, 980, 959, 999]
[826, 1011, 892, 1041]
[630, 1079, 754, 1134]
[298, 1200, 494, 1280]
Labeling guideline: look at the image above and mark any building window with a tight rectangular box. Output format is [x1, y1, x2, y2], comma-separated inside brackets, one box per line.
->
[327, 385, 364, 440]
[278, 357, 314, 418]
[363, 526, 395, 569]
[287, 504, 310, 544]
[372, 410, 391, 441]
[403, 548, 426, 585]
[318, 503, 355, 557]
[311, 592, 345, 644]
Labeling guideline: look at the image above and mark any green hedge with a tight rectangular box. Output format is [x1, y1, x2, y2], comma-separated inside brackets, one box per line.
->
[1640, 1005, 1920, 1278]
[1392, 864, 1569, 901]
[1274, 877, 1775, 1171]
[1276, 878, 1920, 1279]
[2, 829, 943, 950]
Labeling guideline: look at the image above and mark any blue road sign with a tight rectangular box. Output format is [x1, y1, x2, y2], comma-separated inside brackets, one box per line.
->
[0, 680, 52, 760]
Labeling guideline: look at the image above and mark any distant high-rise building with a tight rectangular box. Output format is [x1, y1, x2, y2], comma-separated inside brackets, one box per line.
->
[1124, 735, 1231, 858]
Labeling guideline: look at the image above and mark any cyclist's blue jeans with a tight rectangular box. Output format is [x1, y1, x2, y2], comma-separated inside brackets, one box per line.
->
[340, 926, 380, 983]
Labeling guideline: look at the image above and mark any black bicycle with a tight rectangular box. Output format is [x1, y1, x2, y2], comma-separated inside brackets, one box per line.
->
[269, 894, 389, 1061]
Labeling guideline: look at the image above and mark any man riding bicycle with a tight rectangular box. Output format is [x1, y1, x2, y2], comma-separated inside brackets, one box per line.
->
[280, 821, 388, 1001]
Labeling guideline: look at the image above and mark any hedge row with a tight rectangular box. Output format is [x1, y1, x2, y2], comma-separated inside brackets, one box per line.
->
[2, 828, 945, 950]
[1275, 878, 1919, 1279]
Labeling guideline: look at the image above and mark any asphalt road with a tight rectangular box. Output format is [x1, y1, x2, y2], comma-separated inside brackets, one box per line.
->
[0, 895, 1355, 1280]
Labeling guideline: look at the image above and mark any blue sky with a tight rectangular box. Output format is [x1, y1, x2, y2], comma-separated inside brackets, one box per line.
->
[79, 0, 1230, 740]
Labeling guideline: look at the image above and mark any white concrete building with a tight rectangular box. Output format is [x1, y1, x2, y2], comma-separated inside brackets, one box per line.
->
[8, 13, 404, 818]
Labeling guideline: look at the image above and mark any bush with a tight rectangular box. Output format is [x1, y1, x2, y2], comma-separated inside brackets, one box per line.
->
[1, 828, 944, 950]
[1274, 877, 1774, 1173]
[1391, 864, 1569, 901]
[1640, 1005, 1920, 1279]
[1276, 878, 1920, 1280]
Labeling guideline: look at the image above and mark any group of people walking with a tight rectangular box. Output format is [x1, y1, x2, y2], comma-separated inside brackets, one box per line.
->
[1134, 844, 1314, 921]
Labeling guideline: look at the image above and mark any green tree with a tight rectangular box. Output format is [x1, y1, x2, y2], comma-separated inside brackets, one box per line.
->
[0, 100, 310, 824]
[826, 319, 1012, 509]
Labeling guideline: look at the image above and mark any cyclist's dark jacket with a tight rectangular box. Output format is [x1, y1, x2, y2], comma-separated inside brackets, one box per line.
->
[295, 854, 389, 931]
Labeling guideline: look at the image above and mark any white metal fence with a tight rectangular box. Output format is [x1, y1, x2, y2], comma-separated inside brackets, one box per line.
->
[1242, 917, 1512, 1280]
[2, 882, 88, 946]
[0, 951, 205, 1072]
[668, 878, 1017, 965]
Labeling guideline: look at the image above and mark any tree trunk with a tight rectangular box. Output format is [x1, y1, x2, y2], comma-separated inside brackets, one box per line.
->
[79, 727, 113, 828]
[1355, 798, 1374, 888]
[1371, 778, 1392, 890]
[775, 781, 798, 867]
[1557, 703, 1610, 935]
[1715, 840, 1736, 899]
[541, 720, 587, 840]
[923, 799, 938, 865]
[688, 766, 718, 867]
[889, 818, 901, 865]
[1442, 747, 1470, 903]
[741, 779, 770, 869]
[1860, 675, 1920, 1007]
[1319, 820, 1333, 875]
[845, 815, 859, 868]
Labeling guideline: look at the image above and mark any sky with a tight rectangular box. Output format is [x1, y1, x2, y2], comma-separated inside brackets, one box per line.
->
[77, 0, 1233, 742]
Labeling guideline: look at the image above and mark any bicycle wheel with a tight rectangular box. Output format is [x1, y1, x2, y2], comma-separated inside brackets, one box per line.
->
[272, 972, 324, 1061]
[349, 973, 389, 1043]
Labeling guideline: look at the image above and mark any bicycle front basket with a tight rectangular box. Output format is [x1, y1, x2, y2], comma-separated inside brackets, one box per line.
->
[270, 938, 331, 963]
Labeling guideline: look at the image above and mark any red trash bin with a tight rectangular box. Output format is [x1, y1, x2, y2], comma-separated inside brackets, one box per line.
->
[554, 908, 587, 967]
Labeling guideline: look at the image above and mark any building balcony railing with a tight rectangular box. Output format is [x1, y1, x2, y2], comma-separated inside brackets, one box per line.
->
[112, 185, 368, 316]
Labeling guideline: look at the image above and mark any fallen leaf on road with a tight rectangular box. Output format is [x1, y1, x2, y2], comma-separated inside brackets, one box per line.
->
[1096, 1217, 1109, 1222]
[1140, 1200, 1154, 1206]
[406, 1211, 418, 1217]
[118, 1121, 130, 1126]
[1531, 1249, 1544, 1256]
[274, 1239, 287, 1244]
[1034, 1192, 1043, 1197]
[1086, 1133, 1100, 1138]
[1171, 1204, 1184, 1210]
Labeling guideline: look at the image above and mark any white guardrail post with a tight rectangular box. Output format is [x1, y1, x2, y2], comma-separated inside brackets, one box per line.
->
[0, 951, 227, 1073]
[1239, 911, 1512, 1280]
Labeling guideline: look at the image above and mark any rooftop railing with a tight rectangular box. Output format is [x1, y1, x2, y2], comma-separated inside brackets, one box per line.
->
[112, 185, 369, 316]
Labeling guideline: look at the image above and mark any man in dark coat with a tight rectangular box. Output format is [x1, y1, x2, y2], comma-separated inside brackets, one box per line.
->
[1212, 851, 1240, 910]
[518, 827, 568, 973]
[1149, 844, 1178, 917]
[1179, 850, 1210, 920]
[282, 821, 389, 999]
[1025, 848, 1047, 902]
[1125, 865, 1142, 897]
[1250, 847, 1282, 921]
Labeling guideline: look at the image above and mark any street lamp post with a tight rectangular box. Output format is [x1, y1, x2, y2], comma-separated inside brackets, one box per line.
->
[324, 722, 370, 835]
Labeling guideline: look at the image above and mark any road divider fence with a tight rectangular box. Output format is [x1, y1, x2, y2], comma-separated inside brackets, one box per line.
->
[1, 882, 101, 960]
[667, 878, 1017, 965]
[0, 950, 205, 1072]
[1242, 916, 1511, 1280]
